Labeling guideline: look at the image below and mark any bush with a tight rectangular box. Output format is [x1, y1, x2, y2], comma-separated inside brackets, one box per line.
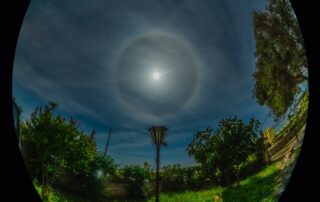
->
[161, 164, 185, 192]
[183, 166, 209, 190]
[161, 164, 209, 192]
[118, 165, 153, 199]
[20, 102, 117, 201]
[55, 153, 116, 201]
[239, 153, 264, 178]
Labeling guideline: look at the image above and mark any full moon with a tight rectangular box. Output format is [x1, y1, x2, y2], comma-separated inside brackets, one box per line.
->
[153, 72, 160, 80]
[115, 34, 197, 116]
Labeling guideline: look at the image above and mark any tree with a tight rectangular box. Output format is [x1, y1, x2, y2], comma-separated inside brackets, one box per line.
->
[187, 116, 261, 186]
[252, 0, 307, 120]
[20, 102, 98, 200]
[186, 127, 217, 182]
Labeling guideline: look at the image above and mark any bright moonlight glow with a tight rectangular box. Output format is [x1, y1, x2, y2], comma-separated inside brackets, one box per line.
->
[153, 72, 160, 80]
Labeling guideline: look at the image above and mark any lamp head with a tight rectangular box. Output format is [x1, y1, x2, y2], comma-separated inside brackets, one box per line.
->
[149, 126, 167, 146]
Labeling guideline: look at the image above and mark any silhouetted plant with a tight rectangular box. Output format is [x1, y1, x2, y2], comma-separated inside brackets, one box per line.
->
[20, 102, 116, 201]
[118, 165, 152, 199]
[187, 116, 262, 186]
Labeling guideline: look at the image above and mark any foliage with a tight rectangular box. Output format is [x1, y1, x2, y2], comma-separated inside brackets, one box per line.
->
[34, 163, 281, 202]
[183, 165, 209, 190]
[252, 0, 307, 120]
[263, 127, 276, 146]
[275, 91, 308, 140]
[57, 153, 116, 201]
[160, 164, 208, 192]
[239, 153, 264, 178]
[148, 164, 280, 202]
[298, 91, 309, 113]
[20, 102, 116, 201]
[161, 164, 185, 192]
[187, 116, 262, 186]
[288, 91, 308, 130]
[186, 127, 217, 183]
[33, 180, 91, 202]
[33, 180, 69, 202]
[117, 165, 153, 199]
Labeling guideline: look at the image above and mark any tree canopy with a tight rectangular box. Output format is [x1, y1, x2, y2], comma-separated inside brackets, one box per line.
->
[252, 0, 307, 120]
[187, 116, 261, 186]
[20, 102, 115, 200]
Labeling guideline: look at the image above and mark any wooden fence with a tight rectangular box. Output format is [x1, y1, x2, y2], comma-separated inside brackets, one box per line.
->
[265, 119, 306, 163]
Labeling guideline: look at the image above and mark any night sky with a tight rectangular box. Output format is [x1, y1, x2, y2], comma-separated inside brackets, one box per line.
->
[13, 0, 276, 167]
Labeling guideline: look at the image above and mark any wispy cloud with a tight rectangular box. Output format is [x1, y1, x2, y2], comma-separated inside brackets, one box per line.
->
[13, 0, 269, 166]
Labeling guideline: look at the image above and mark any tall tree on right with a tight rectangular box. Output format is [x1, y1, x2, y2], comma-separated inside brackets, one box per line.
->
[252, 0, 308, 121]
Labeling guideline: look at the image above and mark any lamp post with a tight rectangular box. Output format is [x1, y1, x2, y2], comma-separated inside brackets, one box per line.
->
[149, 126, 167, 202]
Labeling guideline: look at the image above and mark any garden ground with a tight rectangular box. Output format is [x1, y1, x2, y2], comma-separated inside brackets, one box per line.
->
[33, 126, 303, 202]
[146, 143, 302, 202]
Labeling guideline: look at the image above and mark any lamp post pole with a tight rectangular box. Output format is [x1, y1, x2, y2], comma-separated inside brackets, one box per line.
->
[155, 145, 160, 202]
[149, 126, 167, 202]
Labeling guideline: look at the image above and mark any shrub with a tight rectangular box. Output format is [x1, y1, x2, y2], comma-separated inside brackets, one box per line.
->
[55, 153, 117, 201]
[118, 165, 152, 199]
[183, 166, 208, 190]
[161, 164, 209, 192]
[161, 164, 185, 192]
[239, 152, 264, 178]
[20, 102, 117, 201]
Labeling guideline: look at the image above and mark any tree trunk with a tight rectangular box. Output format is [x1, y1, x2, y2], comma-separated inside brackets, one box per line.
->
[236, 166, 240, 187]
[41, 164, 46, 199]
[41, 134, 48, 200]
[40, 133, 45, 199]
[155, 146, 160, 202]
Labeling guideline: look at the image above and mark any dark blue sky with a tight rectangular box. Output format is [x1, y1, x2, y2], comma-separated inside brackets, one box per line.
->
[13, 0, 276, 167]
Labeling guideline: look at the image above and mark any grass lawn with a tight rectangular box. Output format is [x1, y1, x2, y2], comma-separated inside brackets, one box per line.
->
[148, 164, 280, 202]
